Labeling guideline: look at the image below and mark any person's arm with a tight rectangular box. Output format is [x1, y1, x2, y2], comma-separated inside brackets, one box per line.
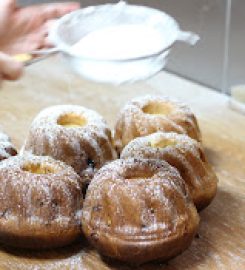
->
[0, 0, 80, 82]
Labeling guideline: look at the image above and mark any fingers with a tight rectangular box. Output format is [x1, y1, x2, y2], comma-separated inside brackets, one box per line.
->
[0, 2, 80, 56]
[39, 19, 55, 39]
[0, 52, 23, 81]
[36, 2, 80, 48]
[41, 36, 53, 49]
[26, 22, 54, 51]
[40, 20, 56, 48]
[0, 0, 16, 10]
[36, 2, 80, 21]
[0, 0, 16, 33]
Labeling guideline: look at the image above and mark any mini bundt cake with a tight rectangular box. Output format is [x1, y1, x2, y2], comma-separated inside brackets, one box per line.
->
[23, 105, 116, 187]
[82, 159, 200, 264]
[121, 132, 218, 210]
[114, 95, 201, 153]
[0, 131, 17, 161]
[0, 154, 83, 249]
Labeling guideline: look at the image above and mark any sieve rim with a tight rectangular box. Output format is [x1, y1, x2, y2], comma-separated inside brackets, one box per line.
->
[49, 3, 181, 62]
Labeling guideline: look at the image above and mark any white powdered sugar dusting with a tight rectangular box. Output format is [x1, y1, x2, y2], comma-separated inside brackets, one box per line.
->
[22, 105, 116, 183]
[0, 132, 9, 142]
[71, 25, 165, 60]
[0, 154, 83, 232]
[114, 95, 201, 152]
[0, 131, 17, 161]
[121, 132, 218, 209]
[83, 158, 197, 241]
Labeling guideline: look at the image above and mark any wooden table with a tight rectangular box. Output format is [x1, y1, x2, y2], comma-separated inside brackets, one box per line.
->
[0, 56, 244, 270]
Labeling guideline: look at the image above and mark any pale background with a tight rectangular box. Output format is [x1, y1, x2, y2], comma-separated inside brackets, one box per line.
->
[17, 0, 244, 94]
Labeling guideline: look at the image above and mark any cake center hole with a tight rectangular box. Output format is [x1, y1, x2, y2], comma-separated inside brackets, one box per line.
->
[23, 163, 57, 174]
[143, 102, 173, 115]
[126, 171, 154, 180]
[150, 138, 177, 148]
[57, 113, 87, 128]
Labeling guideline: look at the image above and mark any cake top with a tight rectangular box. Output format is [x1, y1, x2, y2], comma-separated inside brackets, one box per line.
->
[23, 105, 114, 161]
[90, 158, 188, 195]
[120, 95, 194, 117]
[115, 95, 197, 138]
[121, 132, 202, 161]
[30, 104, 108, 129]
[0, 154, 81, 189]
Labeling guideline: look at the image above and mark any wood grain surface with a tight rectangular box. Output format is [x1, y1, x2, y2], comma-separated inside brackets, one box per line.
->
[0, 56, 244, 270]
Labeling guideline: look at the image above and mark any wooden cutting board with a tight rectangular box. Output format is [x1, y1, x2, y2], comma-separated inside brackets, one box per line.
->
[0, 56, 244, 270]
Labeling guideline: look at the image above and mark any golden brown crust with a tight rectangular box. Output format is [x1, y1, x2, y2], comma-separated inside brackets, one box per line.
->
[0, 131, 17, 161]
[23, 105, 116, 187]
[121, 132, 218, 210]
[114, 95, 201, 153]
[82, 159, 199, 264]
[0, 155, 83, 249]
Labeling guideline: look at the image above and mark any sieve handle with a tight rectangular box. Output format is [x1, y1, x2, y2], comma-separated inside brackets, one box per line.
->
[29, 48, 59, 55]
[13, 48, 59, 66]
[177, 31, 200, 45]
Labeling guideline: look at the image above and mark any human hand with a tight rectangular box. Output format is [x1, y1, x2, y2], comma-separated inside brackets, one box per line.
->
[0, 52, 23, 81]
[0, 0, 80, 55]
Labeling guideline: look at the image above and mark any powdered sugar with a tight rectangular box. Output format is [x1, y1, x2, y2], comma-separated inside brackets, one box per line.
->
[0, 154, 83, 248]
[82, 158, 199, 263]
[0, 131, 17, 161]
[83, 158, 195, 235]
[22, 105, 116, 185]
[71, 25, 165, 60]
[121, 132, 218, 210]
[114, 95, 201, 153]
[0, 132, 9, 142]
